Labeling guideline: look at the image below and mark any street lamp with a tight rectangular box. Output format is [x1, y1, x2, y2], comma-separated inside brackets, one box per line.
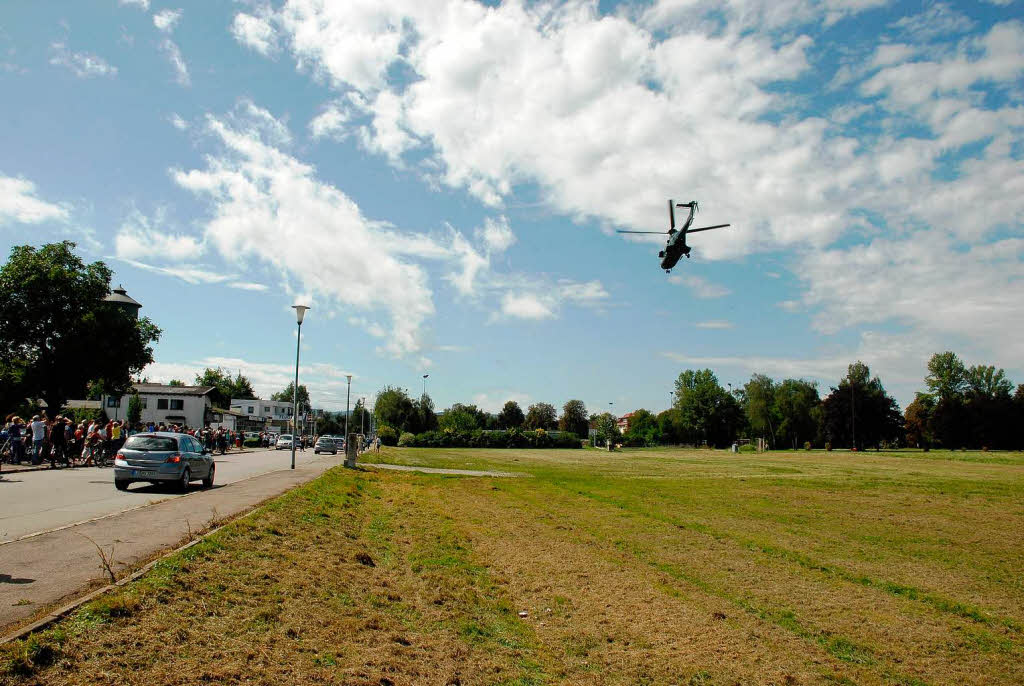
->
[361, 397, 366, 435]
[290, 305, 309, 470]
[344, 374, 352, 439]
[422, 373, 429, 397]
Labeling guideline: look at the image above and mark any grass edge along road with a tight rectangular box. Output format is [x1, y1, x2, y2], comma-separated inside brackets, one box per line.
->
[2, 446, 1023, 685]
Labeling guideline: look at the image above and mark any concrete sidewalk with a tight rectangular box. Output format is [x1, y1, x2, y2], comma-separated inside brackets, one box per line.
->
[0, 452, 342, 633]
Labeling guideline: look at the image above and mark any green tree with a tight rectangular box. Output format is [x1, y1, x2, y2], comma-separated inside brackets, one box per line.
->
[964, 365, 1013, 399]
[127, 392, 142, 425]
[524, 402, 557, 430]
[821, 361, 903, 450]
[498, 400, 525, 429]
[272, 382, 310, 408]
[622, 408, 660, 446]
[904, 393, 935, 448]
[743, 374, 777, 446]
[168, 379, 186, 387]
[592, 412, 620, 446]
[674, 369, 739, 446]
[415, 393, 438, 432]
[439, 403, 480, 432]
[774, 379, 820, 449]
[0, 241, 161, 413]
[195, 367, 256, 407]
[559, 399, 589, 437]
[373, 386, 416, 433]
[925, 351, 967, 400]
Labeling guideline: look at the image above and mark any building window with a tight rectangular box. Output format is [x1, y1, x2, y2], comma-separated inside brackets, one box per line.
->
[157, 398, 168, 410]
[170, 399, 184, 410]
[248, 406, 254, 414]
[106, 397, 121, 408]
[140, 397, 148, 409]
[263, 406, 270, 413]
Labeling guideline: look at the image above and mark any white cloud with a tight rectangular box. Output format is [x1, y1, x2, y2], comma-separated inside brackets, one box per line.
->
[309, 102, 351, 141]
[118, 0, 149, 10]
[227, 281, 269, 291]
[172, 101, 436, 357]
[114, 211, 203, 261]
[169, 113, 188, 130]
[49, 42, 117, 78]
[667, 274, 731, 298]
[153, 9, 182, 33]
[889, 3, 975, 41]
[696, 320, 734, 329]
[472, 391, 531, 414]
[119, 258, 233, 285]
[476, 216, 516, 253]
[500, 293, 555, 320]
[160, 39, 190, 86]
[232, 12, 279, 55]
[0, 175, 69, 225]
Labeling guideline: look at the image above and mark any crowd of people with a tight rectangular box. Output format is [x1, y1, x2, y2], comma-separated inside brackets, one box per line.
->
[1, 412, 249, 469]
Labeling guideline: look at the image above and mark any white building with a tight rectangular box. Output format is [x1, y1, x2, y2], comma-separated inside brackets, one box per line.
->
[230, 397, 294, 430]
[102, 383, 216, 429]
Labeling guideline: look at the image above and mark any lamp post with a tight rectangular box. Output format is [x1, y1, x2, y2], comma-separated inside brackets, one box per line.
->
[291, 305, 309, 470]
[344, 374, 352, 439]
[422, 373, 429, 397]
[361, 397, 366, 435]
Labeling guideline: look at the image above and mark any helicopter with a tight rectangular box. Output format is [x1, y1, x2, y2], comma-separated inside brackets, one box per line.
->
[617, 200, 730, 272]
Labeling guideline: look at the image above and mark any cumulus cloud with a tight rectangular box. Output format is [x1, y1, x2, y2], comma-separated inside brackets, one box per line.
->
[153, 9, 182, 33]
[667, 274, 731, 298]
[476, 216, 516, 253]
[118, 0, 149, 10]
[232, 11, 279, 55]
[501, 293, 555, 320]
[0, 175, 69, 225]
[49, 42, 117, 78]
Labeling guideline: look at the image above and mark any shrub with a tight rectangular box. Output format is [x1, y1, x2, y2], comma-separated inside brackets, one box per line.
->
[398, 432, 415, 447]
[378, 425, 398, 446]
[804, 441, 812, 451]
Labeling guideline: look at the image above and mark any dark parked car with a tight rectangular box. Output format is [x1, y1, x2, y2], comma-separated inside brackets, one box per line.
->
[113, 432, 215, 492]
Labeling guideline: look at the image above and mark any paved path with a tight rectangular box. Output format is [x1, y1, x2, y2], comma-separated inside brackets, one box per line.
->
[0, 451, 341, 633]
[360, 463, 530, 478]
[0, 448, 323, 543]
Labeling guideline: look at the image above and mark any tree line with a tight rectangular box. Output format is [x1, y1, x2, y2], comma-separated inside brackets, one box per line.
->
[373, 353, 1023, 451]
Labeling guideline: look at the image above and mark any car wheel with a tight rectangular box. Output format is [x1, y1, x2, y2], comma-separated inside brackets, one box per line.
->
[179, 468, 191, 493]
[115, 479, 130, 491]
[202, 463, 215, 489]
[314, 450, 319, 454]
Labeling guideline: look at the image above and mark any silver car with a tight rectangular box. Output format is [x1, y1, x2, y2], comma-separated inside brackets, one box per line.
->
[113, 432, 215, 492]
[313, 436, 337, 454]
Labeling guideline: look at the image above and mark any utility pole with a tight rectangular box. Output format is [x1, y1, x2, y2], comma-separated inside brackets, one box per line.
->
[361, 398, 365, 435]
[344, 374, 352, 439]
[851, 380, 856, 451]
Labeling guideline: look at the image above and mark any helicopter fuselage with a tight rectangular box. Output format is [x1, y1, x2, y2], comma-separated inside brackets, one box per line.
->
[659, 229, 691, 271]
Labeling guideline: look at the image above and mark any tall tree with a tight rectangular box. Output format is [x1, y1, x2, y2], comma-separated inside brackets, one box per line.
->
[743, 374, 777, 446]
[821, 361, 903, 450]
[0, 241, 160, 413]
[904, 393, 935, 448]
[272, 382, 310, 408]
[559, 399, 589, 437]
[622, 408, 660, 446]
[498, 400, 525, 429]
[524, 402, 558, 430]
[592, 412, 620, 446]
[415, 393, 438, 432]
[674, 369, 740, 446]
[439, 403, 480, 432]
[925, 351, 967, 400]
[373, 385, 416, 433]
[168, 379, 186, 387]
[774, 379, 821, 449]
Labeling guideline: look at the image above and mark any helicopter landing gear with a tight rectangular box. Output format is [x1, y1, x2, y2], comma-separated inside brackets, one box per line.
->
[658, 250, 665, 258]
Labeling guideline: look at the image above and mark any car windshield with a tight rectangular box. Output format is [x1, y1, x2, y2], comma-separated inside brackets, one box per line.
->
[124, 435, 178, 452]
[280, 435, 292, 440]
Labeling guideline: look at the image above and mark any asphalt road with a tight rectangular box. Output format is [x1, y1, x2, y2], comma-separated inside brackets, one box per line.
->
[0, 447, 331, 544]
[0, 447, 343, 633]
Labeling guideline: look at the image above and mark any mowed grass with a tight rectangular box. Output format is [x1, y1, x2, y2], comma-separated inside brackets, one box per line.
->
[3, 447, 1023, 685]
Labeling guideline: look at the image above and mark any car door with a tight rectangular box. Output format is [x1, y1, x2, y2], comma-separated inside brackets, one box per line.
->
[182, 436, 201, 477]
[191, 436, 211, 477]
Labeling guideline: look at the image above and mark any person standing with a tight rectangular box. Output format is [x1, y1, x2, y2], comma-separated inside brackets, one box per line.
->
[8, 417, 25, 464]
[30, 415, 46, 465]
[49, 415, 65, 468]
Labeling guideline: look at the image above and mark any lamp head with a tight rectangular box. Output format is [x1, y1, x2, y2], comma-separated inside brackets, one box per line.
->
[423, 374, 429, 379]
[292, 305, 310, 324]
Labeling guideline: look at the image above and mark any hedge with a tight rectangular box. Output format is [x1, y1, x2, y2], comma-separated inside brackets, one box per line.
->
[399, 429, 581, 449]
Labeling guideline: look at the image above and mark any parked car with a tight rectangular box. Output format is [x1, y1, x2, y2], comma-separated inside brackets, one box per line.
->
[113, 432, 214, 492]
[314, 436, 337, 455]
[276, 434, 294, 450]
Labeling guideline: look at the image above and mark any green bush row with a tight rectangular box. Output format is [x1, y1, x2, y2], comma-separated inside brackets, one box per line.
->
[394, 428, 582, 449]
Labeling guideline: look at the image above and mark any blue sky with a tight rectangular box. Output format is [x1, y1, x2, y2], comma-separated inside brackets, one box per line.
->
[1, 0, 1022, 415]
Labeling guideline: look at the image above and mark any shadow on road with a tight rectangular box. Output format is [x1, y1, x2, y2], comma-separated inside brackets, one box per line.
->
[0, 575, 34, 585]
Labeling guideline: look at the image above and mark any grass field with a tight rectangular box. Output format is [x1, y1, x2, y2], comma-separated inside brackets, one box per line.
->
[3, 447, 1023, 685]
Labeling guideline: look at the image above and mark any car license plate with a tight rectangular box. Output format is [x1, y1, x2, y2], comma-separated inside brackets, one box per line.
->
[130, 470, 157, 478]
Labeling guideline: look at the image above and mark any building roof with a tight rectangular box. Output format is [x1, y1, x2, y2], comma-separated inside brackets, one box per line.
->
[133, 383, 215, 397]
[104, 285, 142, 309]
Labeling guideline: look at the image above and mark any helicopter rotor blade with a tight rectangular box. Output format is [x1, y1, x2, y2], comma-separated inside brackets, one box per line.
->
[668, 199, 676, 230]
[685, 223, 730, 234]
[616, 230, 670, 234]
